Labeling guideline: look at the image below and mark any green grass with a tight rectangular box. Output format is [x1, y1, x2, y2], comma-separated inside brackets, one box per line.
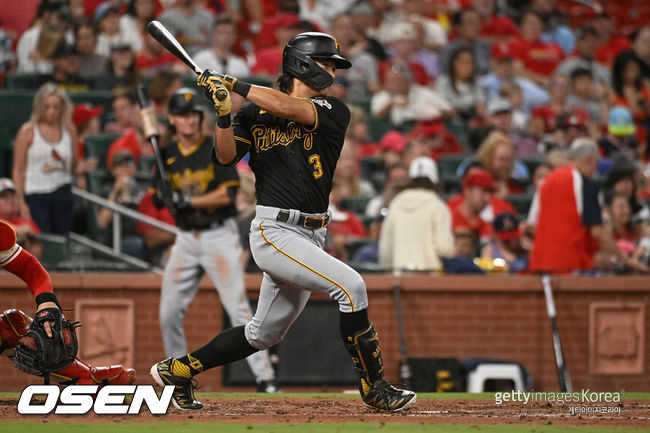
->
[2, 424, 648, 433]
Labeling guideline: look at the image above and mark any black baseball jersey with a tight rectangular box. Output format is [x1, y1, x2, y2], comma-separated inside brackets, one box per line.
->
[232, 96, 350, 214]
[159, 135, 240, 230]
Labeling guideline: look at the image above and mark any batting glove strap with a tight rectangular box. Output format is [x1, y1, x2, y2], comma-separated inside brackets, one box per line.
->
[217, 115, 232, 129]
[231, 79, 251, 98]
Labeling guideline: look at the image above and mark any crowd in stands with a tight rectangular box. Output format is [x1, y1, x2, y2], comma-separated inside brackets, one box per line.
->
[1, 0, 650, 275]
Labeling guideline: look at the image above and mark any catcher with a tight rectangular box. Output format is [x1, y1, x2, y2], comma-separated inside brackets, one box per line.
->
[0, 220, 135, 385]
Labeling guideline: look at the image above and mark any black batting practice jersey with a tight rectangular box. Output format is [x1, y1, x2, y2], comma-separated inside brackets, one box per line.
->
[159, 135, 240, 230]
[232, 96, 351, 214]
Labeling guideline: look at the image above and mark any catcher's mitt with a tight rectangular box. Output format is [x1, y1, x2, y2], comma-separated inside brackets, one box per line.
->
[12, 308, 79, 376]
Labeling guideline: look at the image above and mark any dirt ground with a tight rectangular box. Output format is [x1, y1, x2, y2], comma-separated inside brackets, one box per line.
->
[2, 397, 649, 428]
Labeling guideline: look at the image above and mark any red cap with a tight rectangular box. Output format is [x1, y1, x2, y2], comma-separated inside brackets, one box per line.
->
[379, 131, 406, 153]
[73, 103, 103, 128]
[462, 169, 495, 190]
[276, 13, 301, 29]
[491, 43, 512, 61]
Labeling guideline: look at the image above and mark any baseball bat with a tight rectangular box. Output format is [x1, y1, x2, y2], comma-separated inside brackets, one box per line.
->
[542, 274, 572, 392]
[146, 20, 226, 101]
[136, 84, 175, 208]
[393, 281, 412, 390]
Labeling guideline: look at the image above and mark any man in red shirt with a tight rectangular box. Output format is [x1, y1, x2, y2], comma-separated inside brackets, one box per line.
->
[448, 169, 494, 243]
[528, 138, 647, 273]
[0, 220, 136, 385]
[508, 11, 564, 86]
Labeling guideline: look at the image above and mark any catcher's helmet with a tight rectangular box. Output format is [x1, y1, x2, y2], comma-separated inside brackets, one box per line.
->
[168, 88, 203, 115]
[282, 32, 351, 90]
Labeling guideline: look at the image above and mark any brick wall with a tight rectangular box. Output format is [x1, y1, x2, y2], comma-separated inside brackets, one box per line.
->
[0, 273, 648, 392]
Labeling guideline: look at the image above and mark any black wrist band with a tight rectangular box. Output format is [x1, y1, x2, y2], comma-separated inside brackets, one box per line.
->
[35, 292, 60, 309]
[232, 80, 251, 98]
[217, 115, 232, 129]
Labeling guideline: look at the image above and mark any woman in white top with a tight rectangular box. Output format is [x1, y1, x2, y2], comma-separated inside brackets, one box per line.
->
[13, 83, 79, 235]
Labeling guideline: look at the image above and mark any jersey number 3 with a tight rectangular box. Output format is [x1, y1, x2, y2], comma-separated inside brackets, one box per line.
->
[308, 154, 323, 179]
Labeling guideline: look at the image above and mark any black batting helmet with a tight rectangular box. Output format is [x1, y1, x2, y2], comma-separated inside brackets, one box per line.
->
[168, 88, 203, 115]
[282, 32, 351, 90]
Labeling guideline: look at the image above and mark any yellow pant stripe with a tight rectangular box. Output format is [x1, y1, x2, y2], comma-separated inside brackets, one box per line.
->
[259, 221, 355, 312]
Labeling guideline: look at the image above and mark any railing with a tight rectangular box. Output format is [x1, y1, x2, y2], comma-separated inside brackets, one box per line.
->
[71, 186, 179, 274]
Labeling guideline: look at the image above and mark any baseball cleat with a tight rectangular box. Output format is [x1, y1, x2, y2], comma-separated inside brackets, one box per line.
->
[256, 379, 281, 393]
[150, 358, 203, 410]
[361, 378, 417, 412]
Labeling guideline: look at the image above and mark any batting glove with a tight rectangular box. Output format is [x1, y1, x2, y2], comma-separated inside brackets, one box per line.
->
[197, 69, 251, 98]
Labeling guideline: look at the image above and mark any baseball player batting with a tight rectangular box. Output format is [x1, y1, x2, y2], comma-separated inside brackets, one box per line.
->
[152, 88, 277, 393]
[151, 32, 416, 412]
[0, 220, 135, 385]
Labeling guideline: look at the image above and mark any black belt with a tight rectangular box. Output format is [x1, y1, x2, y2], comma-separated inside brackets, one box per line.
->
[276, 210, 330, 229]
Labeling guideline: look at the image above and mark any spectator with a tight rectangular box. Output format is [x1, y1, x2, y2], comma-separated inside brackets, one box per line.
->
[329, 12, 380, 100]
[599, 106, 639, 158]
[365, 162, 408, 218]
[0, 178, 42, 258]
[439, 8, 490, 77]
[235, 167, 258, 271]
[633, 209, 650, 265]
[74, 18, 107, 81]
[97, 149, 147, 259]
[528, 76, 570, 140]
[377, 130, 406, 168]
[297, 0, 348, 30]
[554, 25, 611, 88]
[327, 178, 368, 262]
[147, 70, 182, 117]
[380, 21, 430, 86]
[481, 211, 528, 273]
[136, 189, 176, 266]
[334, 145, 376, 202]
[603, 191, 638, 256]
[629, 26, 650, 80]
[95, 2, 132, 57]
[120, 0, 159, 54]
[379, 156, 453, 271]
[435, 45, 486, 121]
[508, 11, 564, 87]
[72, 103, 103, 180]
[448, 168, 494, 244]
[193, 17, 250, 77]
[481, 42, 549, 115]
[476, 130, 528, 197]
[471, 0, 518, 43]
[611, 51, 650, 122]
[158, 0, 213, 56]
[36, 42, 91, 92]
[565, 68, 606, 126]
[485, 97, 537, 156]
[16, 1, 72, 74]
[497, 85, 527, 134]
[104, 87, 138, 134]
[528, 138, 647, 273]
[136, 32, 186, 79]
[12, 83, 79, 235]
[371, 63, 452, 128]
[603, 152, 643, 217]
[345, 105, 377, 159]
[251, 13, 304, 77]
[531, 0, 575, 54]
[107, 122, 152, 170]
[94, 43, 141, 91]
[373, 0, 447, 51]
[591, 13, 631, 68]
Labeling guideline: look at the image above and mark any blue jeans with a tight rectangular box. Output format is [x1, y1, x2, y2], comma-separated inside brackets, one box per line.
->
[25, 184, 73, 235]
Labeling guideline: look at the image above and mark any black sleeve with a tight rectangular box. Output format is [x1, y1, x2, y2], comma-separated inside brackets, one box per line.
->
[228, 102, 254, 165]
[304, 96, 351, 136]
[581, 175, 602, 227]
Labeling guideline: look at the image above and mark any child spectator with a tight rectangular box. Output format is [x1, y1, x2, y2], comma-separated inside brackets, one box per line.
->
[566, 68, 606, 126]
[481, 211, 528, 273]
[599, 106, 640, 158]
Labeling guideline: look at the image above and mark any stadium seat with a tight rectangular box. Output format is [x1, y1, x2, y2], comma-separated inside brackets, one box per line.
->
[5, 74, 39, 90]
[438, 153, 468, 191]
[0, 90, 35, 175]
[340, 196, 372, 214]
[348, 98, 371, 114]
[84, 133, 120, 169]
[359, 156, 384, 175]
[69, 91, 113, 116]
[367, 116, 394, 142]
[138, 154, 156, 173]
[506, 193, 533, 216]
[38, 234, 70, 270]
[520, 156, 546, 177]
